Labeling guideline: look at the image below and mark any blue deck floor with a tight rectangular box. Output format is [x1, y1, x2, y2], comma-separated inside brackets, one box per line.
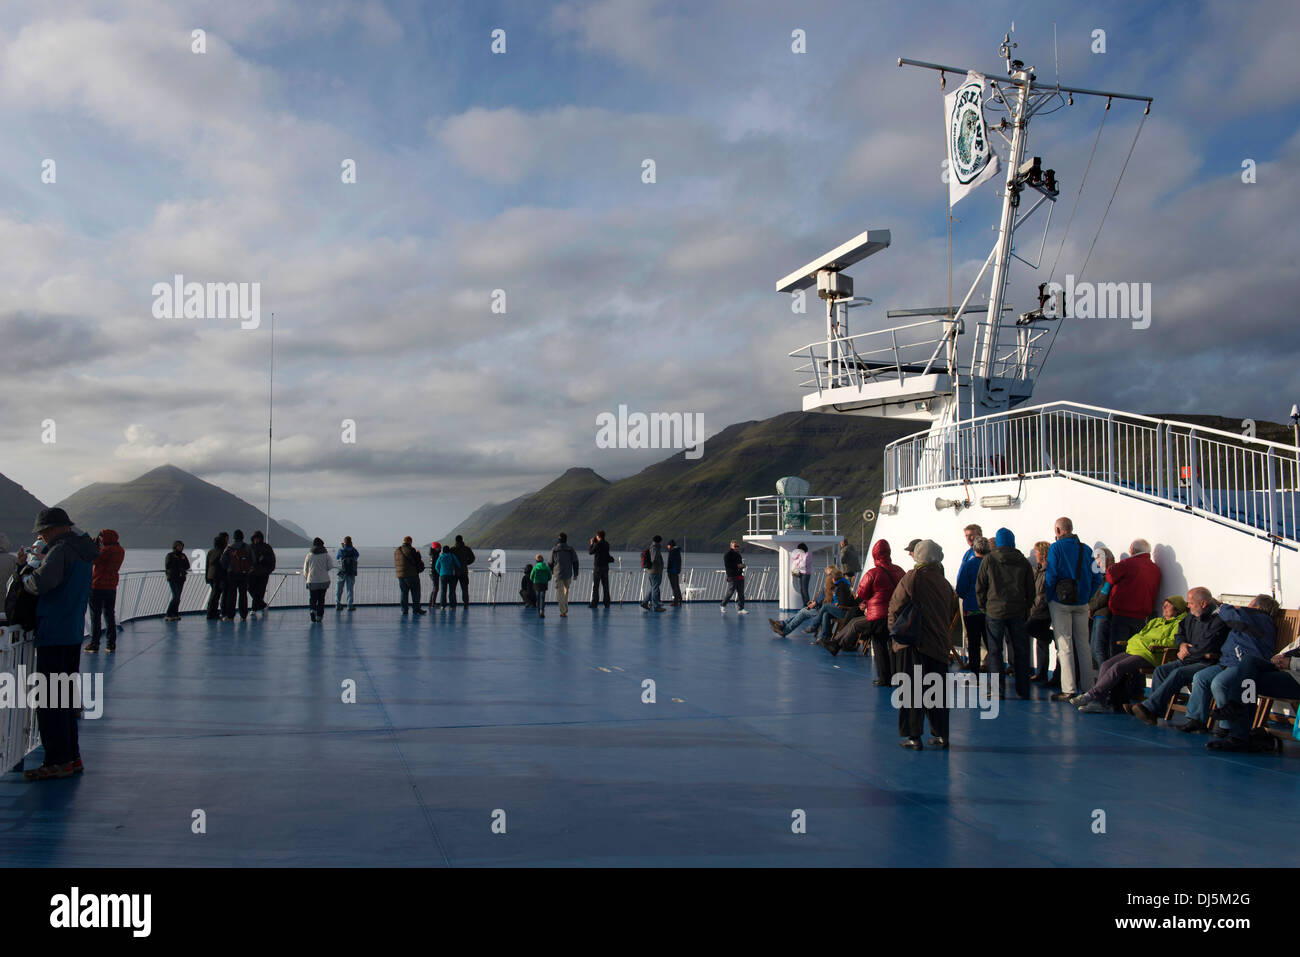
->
[1, 605, 1295, 867]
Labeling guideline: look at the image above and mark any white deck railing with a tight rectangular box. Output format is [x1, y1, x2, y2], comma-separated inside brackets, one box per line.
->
[746, 495, 839, 537]
[883, 401, 1300, 545]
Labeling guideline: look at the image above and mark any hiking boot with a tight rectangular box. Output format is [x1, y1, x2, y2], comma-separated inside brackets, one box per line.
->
[769, 619, 785, 636]
[1126, 702, 1158, 726]
[816, 637, 839, 657]
[1049, 692, 1074, 702]
[1206, 737, 1251, 752]
[1077, 700, 1107, 714]
[1177, 718, 1207, 733]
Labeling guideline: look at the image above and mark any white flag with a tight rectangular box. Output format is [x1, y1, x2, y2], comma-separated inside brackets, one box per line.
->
[945, 71, 1000, 205]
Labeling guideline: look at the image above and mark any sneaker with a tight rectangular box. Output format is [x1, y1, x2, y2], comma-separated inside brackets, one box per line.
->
[737, 609, 747, 615]
[1077, 700, 1108, 714]
[23, 763, 75, 781]
[719, 605, 726, 614]
[926, 736, 949, 749]
[106, 644, 116, 653]
[899, 737, 923, 751]
[84, 644, 98, 654]
[1049, 692, 1075, 702]
[1176, 718, 1207, 734]
[1070, 693, 1090, 706]
[67, 758, 84, 774]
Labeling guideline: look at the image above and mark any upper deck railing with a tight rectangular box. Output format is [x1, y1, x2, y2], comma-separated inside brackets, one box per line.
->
[882, 401, 1300, 545]
[745, 495, 839, 537]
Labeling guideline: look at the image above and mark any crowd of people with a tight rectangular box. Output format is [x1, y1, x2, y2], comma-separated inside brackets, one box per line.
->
[771, 519, 1299, 753]
[3, 506, 1296, 780]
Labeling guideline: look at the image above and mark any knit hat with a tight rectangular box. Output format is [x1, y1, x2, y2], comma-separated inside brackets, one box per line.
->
[994, 528, 1015, 548]
[1165, 594, 1188, 616]
[913, 539, 943, 564]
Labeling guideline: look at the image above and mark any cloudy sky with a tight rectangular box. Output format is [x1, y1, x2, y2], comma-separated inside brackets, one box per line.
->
[1, 0, 1296, 544]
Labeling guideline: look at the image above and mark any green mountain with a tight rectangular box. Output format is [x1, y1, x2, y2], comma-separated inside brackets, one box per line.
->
[448, 411, 916, 552]
[55, 464, 310, 550]
[0, 473, 48, 549]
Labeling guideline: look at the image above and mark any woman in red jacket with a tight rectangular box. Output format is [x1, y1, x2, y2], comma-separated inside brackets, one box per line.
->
[856, 540, 907, 685]
[85, 529, 125, 653]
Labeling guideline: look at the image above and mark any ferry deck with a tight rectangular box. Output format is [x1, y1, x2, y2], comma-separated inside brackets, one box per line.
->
[2, 604, 1295, 867]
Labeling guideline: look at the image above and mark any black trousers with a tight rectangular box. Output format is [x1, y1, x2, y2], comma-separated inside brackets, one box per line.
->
[721, 578, 745, 609]
[206, 577, 224, 618]
[895, 646, 950, 739]
[34, 643, 80, 766]
[308, 585, 328, 617]
[166, 579, 184, 617]
[866, 618, 893, 678]
[222, 575, 250, 619]
[667, 571, 682, 603]
[456, 571, 470, 606]
[590, 568, 610, 606]
[249, 573, 270, 612]
[964, 613, 986, 672]
[88, 588, 117, 646]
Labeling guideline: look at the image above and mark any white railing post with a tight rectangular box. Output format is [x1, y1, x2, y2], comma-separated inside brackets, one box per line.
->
[1106, 413, 1117, 486]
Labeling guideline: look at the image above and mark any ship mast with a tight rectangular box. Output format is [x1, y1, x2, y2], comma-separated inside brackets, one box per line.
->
[900, 33, 1152, 424]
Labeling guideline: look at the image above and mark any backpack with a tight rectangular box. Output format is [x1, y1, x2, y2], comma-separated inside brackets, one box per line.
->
[340, 550, 357, 577]
[4, 577, 38, 632]
[228, 545, 254, 576]
[640, 548, 652, 569]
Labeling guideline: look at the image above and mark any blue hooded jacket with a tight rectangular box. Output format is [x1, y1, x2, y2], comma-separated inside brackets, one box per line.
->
[1216, 604, 1278, 664]
[955, 550, 983, 614]
[435, 551, 461, 577]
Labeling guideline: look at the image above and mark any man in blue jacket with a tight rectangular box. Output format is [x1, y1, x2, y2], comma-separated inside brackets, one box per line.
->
[1044, 516, 1101, 701]
[14, 508, 98, 781]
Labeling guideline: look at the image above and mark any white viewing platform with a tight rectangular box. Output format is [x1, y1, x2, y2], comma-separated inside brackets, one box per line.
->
[743, 492, 841, 612]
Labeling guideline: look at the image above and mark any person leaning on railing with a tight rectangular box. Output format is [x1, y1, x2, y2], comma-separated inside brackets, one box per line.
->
[163, 540, 189, 621]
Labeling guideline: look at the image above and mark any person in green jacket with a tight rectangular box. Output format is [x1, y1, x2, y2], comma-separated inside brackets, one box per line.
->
[529, 554, 552, 619]
[1072, 595, 1187, 713]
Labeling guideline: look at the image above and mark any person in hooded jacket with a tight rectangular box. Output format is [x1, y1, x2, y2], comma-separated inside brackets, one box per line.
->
[0, 533, 19, 598]
[249, 530, 276, 616]
[85, 528, 125, 653]
[205, 532, 228, 619]
[888, 539, 960, 750]
[840, 540, 906, 681]
[302, 538, 334, 622]
[450, 535, 475, 608]
[435, 546, 462, 608]
[219, 529, 255, 621]
[164, 540, 190, 621]
[976, 528, 1036, 698]
[14, 508, 98, 780]
[549, 533, 580, 616]
[335, 536, 358, 611]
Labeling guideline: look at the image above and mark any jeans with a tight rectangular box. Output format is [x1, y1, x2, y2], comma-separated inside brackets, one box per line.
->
[456, 571, 470, 606]
[556, 577, 572, 614]
[398, 576, 421, 612]
[985, 617, 1031, 697]
[646, 573, 662, 607]
[794, 573, 811, 606]
[335, 575, 355, 608]
[780, 606, 819, 635]
[590, 568, 610, 606]
[1217, 656, 1300, 738]
[222, 574, 249, 619]
[308, 584, 327, 618]
[1089, 614, 1112, 672]
[34, 643, 80, 766]
[250, 573, 269, 612]
[964, 614, 986, 672]
[440, 575, 456, 606]
[1186, 664, 1237, 723]
[535, 585, 547, 616]
[816, 603, 847, 638]
[667, 571, 682, 603]
[1049, 601, 1092, 694]
[89, 588, 117, 646]
[721, 578, 745, 610]
[1144, 659, 1216, 716]
[166, 579, 184, 618]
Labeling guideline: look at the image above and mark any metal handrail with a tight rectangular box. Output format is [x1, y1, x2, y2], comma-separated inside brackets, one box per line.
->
[882, 401, 1300, 544]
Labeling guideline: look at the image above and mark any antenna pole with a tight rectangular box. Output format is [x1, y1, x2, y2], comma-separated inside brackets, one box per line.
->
[267, 310, 275, 541]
